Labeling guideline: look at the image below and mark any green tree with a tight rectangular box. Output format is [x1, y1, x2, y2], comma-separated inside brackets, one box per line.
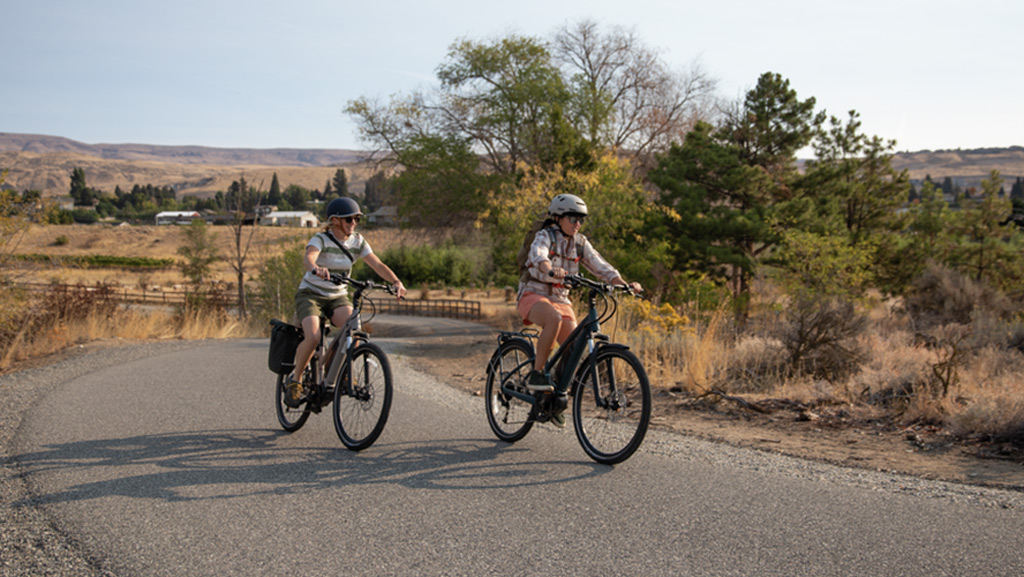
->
[874, 180, 954, 295]
[801, 110, 909, 245]
[363, 170, 395, 213]
[947, 170, 1023, 291]
[652, 73, 821, 319]
[176, 220, 220, 288]
[346, 33, 587, 178]
[650, 122, 776, 308]
[332, 169, 349, 198]
[254, 244, 306, 322]
[394, 134, 501, 228]
[69, 167, 94, 206]
[284, 184, 311, 212]
[268, 172, 282, 206]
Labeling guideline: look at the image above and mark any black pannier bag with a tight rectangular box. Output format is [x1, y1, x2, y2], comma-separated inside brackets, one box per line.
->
[268, 319, 303, 375]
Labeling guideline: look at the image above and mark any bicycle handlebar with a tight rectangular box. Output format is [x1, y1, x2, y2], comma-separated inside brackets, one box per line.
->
[559, 273, 642, 298]
[329, 273, 404, 299]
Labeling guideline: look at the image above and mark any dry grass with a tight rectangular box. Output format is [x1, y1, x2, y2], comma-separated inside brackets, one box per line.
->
[10, 223, 419, 289]
[0, 305, 255, 372]
[612, 293, 1024, 443]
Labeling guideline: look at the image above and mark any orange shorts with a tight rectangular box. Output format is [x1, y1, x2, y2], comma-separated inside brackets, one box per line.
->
[517, 292, 576, 326]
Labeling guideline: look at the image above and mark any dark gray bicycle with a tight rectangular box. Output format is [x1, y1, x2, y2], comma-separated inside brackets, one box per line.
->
[275, 273, 396, 451]
[485, 274, 652, 465]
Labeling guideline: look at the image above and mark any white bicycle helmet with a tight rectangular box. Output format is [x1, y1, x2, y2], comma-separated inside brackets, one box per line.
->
[548, 194, 588, 216]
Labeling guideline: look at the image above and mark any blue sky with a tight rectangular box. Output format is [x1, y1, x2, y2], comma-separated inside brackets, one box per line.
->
[4, 0, 1021, 153]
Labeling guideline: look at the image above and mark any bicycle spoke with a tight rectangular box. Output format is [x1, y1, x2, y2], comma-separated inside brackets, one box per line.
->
[573, 348, 651, 465]
[334, 343, 392, 451]
[485, 339, 535, 442]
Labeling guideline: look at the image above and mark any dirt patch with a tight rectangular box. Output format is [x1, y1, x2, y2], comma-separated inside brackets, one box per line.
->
[401, 324, 1024, 491]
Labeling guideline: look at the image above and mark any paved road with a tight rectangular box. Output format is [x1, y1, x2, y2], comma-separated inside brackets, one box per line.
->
[10, 318, 1024, 576]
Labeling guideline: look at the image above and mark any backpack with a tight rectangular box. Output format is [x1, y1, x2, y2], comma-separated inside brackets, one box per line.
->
[515, 220, 584, 284]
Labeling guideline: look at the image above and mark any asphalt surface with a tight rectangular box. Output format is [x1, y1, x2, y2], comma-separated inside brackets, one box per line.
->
[6, 317, 1024, 576]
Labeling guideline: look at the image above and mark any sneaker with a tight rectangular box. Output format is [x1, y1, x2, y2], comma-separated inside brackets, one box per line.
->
[550, 412, 566, 428]
[284, 379, 305, 408]
[525, 370, 554, 392]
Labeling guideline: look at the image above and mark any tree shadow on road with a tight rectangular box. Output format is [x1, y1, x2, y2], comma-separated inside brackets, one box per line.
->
[9, 429, 612, 506]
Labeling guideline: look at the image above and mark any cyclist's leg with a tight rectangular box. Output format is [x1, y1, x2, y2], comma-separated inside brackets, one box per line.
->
[292, 289, 327, 386]
[329, 304, 353, 328]
[552, 318, 577, 381]
[293, 314, 321, 382]
[525, 300, 564, 372]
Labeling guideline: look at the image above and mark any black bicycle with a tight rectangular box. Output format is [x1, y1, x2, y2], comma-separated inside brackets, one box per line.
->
[275, 274, 397, 451]
[485, 274, 652, 465]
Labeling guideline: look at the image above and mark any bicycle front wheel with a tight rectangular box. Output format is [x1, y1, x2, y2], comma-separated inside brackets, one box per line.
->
[572, 347, 651, 465]
[484, 338, 535, 442]
[276, 371, 311, 432]
[333, 342, 392, 451]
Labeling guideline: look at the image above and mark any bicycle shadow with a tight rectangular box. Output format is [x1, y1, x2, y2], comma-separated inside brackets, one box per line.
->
[9, 428, 611, 507]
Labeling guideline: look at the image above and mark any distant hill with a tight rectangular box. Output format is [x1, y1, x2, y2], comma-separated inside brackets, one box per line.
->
[2, 132, 1022, 198]
[0, 133, 377, 197]
[0, 133, 365, 167]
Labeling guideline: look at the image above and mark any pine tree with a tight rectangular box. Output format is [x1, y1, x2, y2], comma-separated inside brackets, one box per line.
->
[268, 173, 282, 206]
[332, 169, 349, 197]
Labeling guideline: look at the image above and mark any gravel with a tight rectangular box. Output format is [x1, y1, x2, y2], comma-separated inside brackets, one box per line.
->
[3, 339, 1024, 576]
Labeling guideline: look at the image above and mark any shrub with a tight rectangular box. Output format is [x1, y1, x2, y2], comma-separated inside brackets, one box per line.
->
[903, 263, 1015, 330]
[358, 243, 490, 287]
[777, 295, 867, 381]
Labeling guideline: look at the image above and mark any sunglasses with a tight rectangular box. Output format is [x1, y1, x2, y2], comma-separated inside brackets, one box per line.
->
[339, 216, 361, 224]
[565, 214, 586, 225]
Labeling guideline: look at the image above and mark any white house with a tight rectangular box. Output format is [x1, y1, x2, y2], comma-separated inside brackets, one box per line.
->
[260, 211, 320, 228]
[155, 211, 202, 225]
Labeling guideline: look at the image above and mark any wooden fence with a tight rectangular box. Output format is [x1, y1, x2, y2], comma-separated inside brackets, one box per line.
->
[370, 298, 481, 320]
[13, 283, 482, 320]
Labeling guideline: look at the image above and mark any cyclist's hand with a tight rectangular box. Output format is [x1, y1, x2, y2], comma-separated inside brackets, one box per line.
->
[628, 281, 644, 294]
[548, 267, 567, 280]
[393, 281, 407, 300]
[313, 266, 330, 280]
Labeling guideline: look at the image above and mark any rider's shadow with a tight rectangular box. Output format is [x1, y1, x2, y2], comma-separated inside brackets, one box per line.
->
[8, 429, 611, 507]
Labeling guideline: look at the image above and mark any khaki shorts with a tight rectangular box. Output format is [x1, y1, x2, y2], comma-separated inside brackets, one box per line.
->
[294, 288, 352, 323]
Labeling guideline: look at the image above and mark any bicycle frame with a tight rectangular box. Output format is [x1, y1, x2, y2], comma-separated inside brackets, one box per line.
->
[315, 277, 375, 393]
[498, 282, 611, 405]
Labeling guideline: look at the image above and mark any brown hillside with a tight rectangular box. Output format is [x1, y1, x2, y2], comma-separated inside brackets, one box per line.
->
[891, 147, 1024, 180]
[0, 151, 380, 198]
[3, 132, 1023, 198]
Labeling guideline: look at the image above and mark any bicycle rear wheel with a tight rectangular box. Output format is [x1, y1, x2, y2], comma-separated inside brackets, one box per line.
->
[572, 347, 651, 465]
[276, 370, 311, 432]
[333, 342, 392, 451]
[485, 338, 535, 442]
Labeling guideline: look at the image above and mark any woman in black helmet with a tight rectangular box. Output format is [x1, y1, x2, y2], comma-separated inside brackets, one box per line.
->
[285, 197, 406, 406]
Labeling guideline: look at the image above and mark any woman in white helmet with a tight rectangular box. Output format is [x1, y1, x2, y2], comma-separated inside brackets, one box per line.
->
[517, 194, 643, 426]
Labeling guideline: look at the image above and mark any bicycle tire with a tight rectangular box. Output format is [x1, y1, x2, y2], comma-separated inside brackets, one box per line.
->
[276, 370, 311, 432]
[333, 342, 392, 451]
[572, 347, 651, 465]
[484, 338, 536, 442]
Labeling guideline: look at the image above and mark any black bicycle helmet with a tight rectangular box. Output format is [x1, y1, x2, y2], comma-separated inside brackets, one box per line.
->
[326, 197, 363, 219]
